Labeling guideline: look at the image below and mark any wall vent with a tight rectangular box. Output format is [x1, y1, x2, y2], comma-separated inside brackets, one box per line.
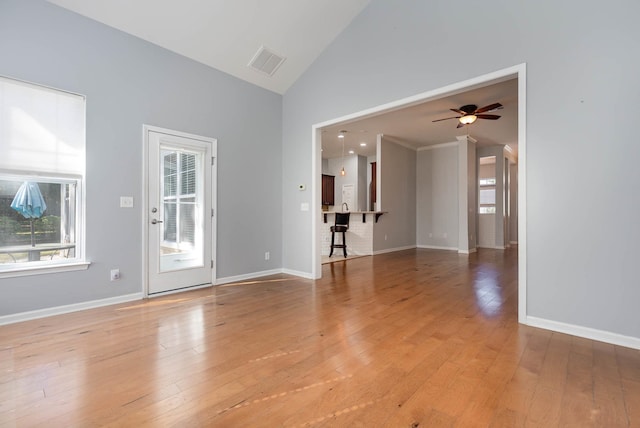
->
[248, 46, 286, 77]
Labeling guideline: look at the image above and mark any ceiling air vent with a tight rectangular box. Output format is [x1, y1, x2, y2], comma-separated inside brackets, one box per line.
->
[248, 46, 286, 77]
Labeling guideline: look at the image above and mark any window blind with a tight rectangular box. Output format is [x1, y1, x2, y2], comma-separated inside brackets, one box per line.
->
[0, 76, 85, 176]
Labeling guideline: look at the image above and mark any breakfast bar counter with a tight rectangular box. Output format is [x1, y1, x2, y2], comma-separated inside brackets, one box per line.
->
[321, 211, 385, 256]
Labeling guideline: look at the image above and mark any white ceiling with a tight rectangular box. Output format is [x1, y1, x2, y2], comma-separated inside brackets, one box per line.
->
[46, 0, 372, 94]
[321, 78, 519, 159]
[46, 1, 518, 157]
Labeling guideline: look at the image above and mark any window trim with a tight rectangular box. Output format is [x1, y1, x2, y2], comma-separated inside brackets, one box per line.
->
[0, 171, 88, 276]
[0, 261, 90, 279]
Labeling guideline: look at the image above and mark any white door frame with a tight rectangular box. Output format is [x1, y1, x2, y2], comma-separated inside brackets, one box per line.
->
[142, 124, 217, 297]
[311, 64, 527, 323]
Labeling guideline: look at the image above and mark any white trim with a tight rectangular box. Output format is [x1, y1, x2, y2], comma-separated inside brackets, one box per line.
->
[311, 63, 527, 323]
[457, 135, 478, 144]
[214, 268, 315, 285]
[527, 316, 640, 351]
[0, 292, 142, 326]
[142, 124, 217, 297]
[0, 261, 90, 279]
[282, 268, 315, 280]
[417, 244, 458, 251]
[147, 283, 212, 297]
[516, 65, 527, 324]
[458, 248, 477, 254]
[417, 141, 459, 151]
[312, 127, 322, 279]
[373, 245, 416, 255]
[215, 269, 285, 285]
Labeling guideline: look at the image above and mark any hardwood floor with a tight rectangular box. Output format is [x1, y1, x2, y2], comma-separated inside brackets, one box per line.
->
[1, 248, 639, 427]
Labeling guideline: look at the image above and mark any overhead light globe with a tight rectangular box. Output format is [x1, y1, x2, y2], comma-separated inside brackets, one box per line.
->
[459, 115, 477, 125]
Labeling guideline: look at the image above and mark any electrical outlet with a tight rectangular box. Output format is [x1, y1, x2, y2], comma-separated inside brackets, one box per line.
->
[265, 251, 270, 261]
[110, 269, 120, 281]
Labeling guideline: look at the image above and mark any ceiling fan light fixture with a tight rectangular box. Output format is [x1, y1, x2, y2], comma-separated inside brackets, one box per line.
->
[459, 115, 477, 125]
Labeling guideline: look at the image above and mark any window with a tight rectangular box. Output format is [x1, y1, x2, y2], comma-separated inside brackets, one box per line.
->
[162, 151, 197, 250]
[0, 76, 86, 275]
[479, 178, 496, 214]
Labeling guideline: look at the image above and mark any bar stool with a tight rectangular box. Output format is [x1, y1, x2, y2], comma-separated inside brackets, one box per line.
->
[329, 212, 350, 257]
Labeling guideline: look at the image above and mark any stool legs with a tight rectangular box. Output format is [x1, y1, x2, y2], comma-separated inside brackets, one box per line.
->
[329, 230, 348, 258]
[341, 231, 347, 257]
[330, 231, 335, 257]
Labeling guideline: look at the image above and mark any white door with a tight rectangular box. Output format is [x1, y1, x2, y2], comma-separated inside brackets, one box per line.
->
[145, 126, 216, 295]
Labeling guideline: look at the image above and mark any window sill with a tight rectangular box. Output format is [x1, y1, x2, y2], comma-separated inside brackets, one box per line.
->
[0, 261, 90, 279]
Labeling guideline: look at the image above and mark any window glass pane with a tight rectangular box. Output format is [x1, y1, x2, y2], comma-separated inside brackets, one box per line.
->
[180, 153, 196, 195]
[0, 177, 77, 265]
[163, 202, 176, 242]
[479, 178, 496, 186]
[479, 206, 497, 214]
[479, 188, 496, 205]
[163, 153, 177, 197]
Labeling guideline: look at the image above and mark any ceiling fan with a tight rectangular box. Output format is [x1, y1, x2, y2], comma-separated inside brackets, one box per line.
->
[432, 102, 503, 128]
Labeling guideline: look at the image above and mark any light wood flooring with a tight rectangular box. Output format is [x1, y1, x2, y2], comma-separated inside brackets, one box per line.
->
[1, 248, 639, 427]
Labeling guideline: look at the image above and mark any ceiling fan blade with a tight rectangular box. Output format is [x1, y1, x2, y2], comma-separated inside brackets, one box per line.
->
[475, 103, 503, 114]
[450, 108, 466, 115]
[432, 116, 460, 122]
[476, 114, 501, 120]
[456, 122, 465, 128]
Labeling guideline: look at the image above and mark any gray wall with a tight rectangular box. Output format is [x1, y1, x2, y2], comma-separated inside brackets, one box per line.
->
[0, 1, 282, 315]
[373, 137, 416, 252]
[282, 0, 640, 340]
[416, 145, 459, 249]
[357, 155, 367, 211]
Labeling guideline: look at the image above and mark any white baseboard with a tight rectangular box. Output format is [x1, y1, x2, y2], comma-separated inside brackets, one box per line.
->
[281, 268, 314, 279]
[417, 244, 458, 251]
[215, 269, 284, 285]
[526, 316, 640, 350]
[0, 292, 143, 326]
[458, 247, 477, 254]
[373, 245, 416, 255]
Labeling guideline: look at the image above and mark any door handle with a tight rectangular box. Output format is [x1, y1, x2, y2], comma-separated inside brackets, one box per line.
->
[151, 219, 163, 224]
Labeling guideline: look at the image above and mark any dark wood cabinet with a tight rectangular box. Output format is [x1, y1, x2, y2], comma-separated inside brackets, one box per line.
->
[322, 174, 335, 206]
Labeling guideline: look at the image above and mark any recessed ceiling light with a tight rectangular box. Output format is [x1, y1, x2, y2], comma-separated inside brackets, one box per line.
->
[348, 150, 354, 154]
[360, 142, 367, 147]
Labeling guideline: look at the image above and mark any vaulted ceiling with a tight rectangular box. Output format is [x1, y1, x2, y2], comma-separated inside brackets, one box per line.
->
[46, 0, 372, 94]
[46, 0, 518, 156]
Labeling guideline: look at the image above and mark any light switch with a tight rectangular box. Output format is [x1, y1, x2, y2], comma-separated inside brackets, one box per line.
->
[120, 196, 134, 208]
[300, 202, 309, 211]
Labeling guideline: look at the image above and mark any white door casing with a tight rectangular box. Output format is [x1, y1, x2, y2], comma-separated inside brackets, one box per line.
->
[143, 125, 217, 295]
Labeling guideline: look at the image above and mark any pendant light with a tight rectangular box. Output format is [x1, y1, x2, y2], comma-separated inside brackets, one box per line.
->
[339, 131, 346, 176]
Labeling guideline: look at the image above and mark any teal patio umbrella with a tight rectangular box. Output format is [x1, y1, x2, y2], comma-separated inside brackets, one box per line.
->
[10, 182, 47, 247]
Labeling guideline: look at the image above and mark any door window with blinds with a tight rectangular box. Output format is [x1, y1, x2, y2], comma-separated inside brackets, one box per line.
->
[0, 75, 86, 275]
[160, 149, 203, 271]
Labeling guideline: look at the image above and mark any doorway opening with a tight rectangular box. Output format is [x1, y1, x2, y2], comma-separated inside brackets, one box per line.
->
[311, 64, 527, 323]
